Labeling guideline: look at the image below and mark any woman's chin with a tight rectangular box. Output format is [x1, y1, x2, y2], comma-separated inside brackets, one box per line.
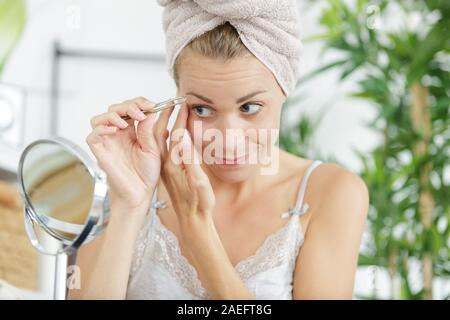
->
[208, 164, 254, 183]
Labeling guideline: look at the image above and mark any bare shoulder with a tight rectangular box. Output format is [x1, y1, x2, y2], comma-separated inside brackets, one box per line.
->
[279, 150, 369, 225]
[307, 161, 369, 229]
[313, 162, 368, 195]
[279, 149, 368, 195]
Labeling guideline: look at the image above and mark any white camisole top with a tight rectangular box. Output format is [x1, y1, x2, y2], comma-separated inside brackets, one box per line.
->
[126, 160, 323, 299]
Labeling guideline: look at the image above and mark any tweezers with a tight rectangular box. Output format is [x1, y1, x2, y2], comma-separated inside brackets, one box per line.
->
[120, 96, 187, 121]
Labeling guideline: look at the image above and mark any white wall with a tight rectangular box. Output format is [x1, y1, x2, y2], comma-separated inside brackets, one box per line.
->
[2, 0, 174, 151]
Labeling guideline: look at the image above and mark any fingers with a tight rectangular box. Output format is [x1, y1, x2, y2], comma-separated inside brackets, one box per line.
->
[89, 97, 161, 152]
[90, 111, 129, 130]
[153, 105, 174, 160]
[172, 103, 189, 133]
[95, 125, 118, 136]
[166, 104, 189, 169]
[182, 131, 207, 184]
[85, 125, 118, 154]
[90, 98, 148, 131]
[109, 97, 150, 119]
[129, 98, 159, 152]
[161, 105, 188, 182]
[159, 108, 215, 216]
[181, 132, 215, 212]
[136, 112, 158, 152]
[168, 104, 189, 156]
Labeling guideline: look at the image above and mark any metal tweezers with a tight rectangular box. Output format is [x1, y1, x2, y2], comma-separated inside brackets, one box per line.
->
[120, 96, 187, 121]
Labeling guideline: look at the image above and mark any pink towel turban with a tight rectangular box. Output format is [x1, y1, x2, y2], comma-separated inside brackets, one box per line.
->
[157, 0, 302, 96]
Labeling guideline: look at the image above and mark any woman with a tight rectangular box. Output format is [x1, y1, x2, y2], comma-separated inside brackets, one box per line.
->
[68, 0, 369, 300]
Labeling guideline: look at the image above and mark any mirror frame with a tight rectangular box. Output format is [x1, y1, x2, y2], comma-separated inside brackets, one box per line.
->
[18, 136, 108, 256]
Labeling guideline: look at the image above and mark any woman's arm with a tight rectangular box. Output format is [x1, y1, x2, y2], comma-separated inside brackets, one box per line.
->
[67, 201, 151, 300]
[69, 96, 169, 299]
[293, 166, 369, 299]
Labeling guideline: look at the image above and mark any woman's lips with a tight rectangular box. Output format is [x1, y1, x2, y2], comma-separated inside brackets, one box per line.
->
[215, 154, 248, 166]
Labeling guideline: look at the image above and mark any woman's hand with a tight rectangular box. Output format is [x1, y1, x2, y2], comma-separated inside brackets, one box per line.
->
[86, 97, 171, 213]
[159, 104, 215, 224]
[158, 106, 253, 299]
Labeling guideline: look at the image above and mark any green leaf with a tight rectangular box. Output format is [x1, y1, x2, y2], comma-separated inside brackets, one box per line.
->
[340, 61, 361, 80]
[358, 253, 376, 266]
[399, 270, 414, 299]
[0, 0, 26, 75]
[303, 32, 339, 44]
[407, 20, 450, 85]
[354, 293, 383, 300]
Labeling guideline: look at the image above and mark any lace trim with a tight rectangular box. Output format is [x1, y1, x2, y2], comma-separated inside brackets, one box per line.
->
[235, 215, 304, 281]
[152, 208, 305, 290]
[132, 201, 306, 297]
[129, 200, 167, 279]
[152, 212, 209, 299]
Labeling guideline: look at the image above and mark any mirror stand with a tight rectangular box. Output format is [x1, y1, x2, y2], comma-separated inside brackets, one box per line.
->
[18, 137, 109, 300]
[54, 252, 68, 300]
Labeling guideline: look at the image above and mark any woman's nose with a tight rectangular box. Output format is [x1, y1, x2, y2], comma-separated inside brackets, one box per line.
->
[215, 113, 248, 134]
[212, 118, 247, 152]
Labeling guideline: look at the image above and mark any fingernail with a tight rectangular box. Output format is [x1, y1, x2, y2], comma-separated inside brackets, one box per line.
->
[182, 129, 192, 145]
[120, 119, 129, 127]
[136, 110, 146, 120]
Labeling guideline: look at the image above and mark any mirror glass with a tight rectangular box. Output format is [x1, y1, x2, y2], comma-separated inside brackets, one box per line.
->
[19, 140, 103, 253]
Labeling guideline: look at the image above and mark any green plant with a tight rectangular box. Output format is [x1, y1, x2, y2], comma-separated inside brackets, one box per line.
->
[301, 0, 449, 299]
[0, 0, 26, 75]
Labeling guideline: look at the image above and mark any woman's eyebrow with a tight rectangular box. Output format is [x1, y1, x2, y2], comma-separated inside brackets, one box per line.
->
[236, 90, 267, 103]
[186, 92, 214, 104]
[186, 90, 267, 104]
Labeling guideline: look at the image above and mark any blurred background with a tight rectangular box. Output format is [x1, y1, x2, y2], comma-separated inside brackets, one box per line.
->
[0, 0, 448, 299]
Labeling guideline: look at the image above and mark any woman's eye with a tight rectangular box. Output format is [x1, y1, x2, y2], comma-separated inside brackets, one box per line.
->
[240, 103, 263, 115]
[191, 105, 214, 118]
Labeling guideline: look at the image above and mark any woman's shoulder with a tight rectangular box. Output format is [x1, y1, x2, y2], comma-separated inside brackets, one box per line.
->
[310, 161, 368, 207]
[279, 149, 369, 216]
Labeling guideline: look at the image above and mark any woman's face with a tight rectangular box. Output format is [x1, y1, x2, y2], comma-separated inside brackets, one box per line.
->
[176, 51, 286, 183]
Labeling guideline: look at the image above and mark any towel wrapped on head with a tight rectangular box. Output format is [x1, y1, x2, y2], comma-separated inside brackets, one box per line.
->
[157, 0, 302, 96]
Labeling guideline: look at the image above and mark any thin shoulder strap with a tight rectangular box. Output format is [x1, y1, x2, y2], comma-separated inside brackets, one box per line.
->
[145, 188, 158, 227]
[150, 186, 166, 219]
[293, 160, 323, 213]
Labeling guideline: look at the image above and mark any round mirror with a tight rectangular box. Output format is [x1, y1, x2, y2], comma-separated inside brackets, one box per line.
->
[18, 137, 109, 256]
